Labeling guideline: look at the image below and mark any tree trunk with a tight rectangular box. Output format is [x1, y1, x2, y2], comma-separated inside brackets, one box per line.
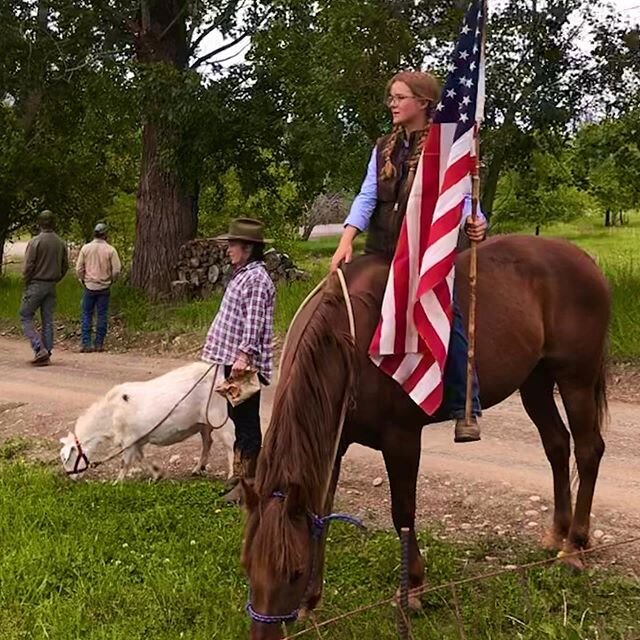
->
[191, 179, 200, 237]
[129, 0, 195, 298]
[535, 225, 540, 236]
[605, 209, 611, 227]
[130, 123, 195, 296]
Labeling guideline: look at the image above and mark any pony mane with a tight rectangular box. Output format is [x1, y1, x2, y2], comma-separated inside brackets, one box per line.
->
[250, 274, 356, 574]
[75, 391, 117, 440]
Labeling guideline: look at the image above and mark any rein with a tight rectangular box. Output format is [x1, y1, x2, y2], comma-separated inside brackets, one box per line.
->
[247, 267, 361, 625]
[66, 363, 228, 476]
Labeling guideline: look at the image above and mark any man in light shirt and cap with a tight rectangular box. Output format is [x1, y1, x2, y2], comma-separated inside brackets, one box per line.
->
[75, 222, 121, 352]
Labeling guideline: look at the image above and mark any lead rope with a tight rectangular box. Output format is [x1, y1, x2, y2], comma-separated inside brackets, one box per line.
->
[246, 267, 361, 625]
[320, 267, 356, 509]
[204, 366, 230, 431]
[276, 267, 355, 510]
[300, 267, 357, 616]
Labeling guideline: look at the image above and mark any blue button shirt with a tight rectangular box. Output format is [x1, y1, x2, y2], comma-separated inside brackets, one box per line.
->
[344, 145, 487, 232]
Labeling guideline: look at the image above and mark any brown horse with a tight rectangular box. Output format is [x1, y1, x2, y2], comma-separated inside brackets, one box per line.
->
[242, 235, 610, 640]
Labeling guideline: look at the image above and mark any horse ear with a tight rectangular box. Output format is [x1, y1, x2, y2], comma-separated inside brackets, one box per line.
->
[285, 483, 303, 517]
[240, 479, 259, 512]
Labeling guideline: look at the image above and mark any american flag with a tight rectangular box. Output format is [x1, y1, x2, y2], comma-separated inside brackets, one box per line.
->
[369, 1, 487, 416]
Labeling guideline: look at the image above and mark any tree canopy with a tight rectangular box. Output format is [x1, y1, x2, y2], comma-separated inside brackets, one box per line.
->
[1, 0, 639, 288]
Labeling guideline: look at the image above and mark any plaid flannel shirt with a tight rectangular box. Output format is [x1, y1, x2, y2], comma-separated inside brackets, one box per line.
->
[201, 261, 276, 383]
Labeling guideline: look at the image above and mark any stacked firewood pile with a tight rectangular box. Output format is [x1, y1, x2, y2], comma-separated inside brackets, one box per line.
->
[171, 238, 307, 299]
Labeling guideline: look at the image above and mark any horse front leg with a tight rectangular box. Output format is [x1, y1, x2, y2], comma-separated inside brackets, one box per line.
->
[382, 428, 424, 610]
[115, 444, 140, 483]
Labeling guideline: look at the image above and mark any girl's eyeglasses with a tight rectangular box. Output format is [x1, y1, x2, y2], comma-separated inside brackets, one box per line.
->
[386, 94, 416, 107]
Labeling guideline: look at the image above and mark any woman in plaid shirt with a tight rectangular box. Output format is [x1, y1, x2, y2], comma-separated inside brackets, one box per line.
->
[201, 218, 275, 504]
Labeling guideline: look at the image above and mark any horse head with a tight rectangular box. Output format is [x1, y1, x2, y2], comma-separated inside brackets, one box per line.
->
[60, 395, 118, 478]
[242, 482, 319, 640]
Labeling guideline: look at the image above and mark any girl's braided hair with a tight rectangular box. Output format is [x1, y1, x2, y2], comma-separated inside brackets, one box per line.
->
[380, 71, 441, 181]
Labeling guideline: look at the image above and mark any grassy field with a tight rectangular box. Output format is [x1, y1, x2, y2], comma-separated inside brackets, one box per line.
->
[1, 217, 638, 358]
[1, 452, 639, 640]
[2, 220, 639, 638]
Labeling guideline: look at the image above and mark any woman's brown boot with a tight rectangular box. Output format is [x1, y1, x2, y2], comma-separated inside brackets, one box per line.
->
[222, 449, 260, 505]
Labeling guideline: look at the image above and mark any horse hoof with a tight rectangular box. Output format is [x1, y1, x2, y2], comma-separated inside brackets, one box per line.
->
[408, 593, 423, 611]
[541, 529, 565, 552]
[557, 547, 586, 572]
[191, 466, 206, 476]
[394, 588, 423, 612]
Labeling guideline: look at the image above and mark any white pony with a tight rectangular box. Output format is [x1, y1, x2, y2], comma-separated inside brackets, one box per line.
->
[60, 362, 234, 481]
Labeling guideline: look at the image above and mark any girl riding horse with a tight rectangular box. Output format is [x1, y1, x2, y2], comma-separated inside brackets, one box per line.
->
[330, 70, 486, 442]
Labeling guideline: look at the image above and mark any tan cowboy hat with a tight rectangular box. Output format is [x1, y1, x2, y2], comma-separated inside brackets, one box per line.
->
[215, 218, 273, 245]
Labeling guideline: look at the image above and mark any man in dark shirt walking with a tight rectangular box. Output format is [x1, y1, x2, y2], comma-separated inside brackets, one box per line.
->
[20, 210, 69, 365]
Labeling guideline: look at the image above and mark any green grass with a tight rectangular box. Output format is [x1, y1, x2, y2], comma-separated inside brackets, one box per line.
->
[1, 217, 639, 358]
[1, 460, 638, 640]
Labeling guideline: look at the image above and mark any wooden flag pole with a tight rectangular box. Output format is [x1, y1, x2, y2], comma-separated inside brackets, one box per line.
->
[464, 131, 481, 427]
[464, 0, 487, 427]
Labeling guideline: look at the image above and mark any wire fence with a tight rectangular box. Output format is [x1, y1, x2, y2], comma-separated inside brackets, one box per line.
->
[282, 536, 640, 640]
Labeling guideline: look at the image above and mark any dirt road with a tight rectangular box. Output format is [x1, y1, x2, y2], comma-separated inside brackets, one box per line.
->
[1, 337, 639, 567]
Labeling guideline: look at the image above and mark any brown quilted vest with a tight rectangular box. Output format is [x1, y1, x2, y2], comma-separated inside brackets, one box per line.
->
[364, 131, 422, 259]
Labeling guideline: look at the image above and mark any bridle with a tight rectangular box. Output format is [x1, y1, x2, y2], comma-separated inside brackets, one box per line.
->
[246, 491, 364, 625]
[66, 432, 90, 476]
[246, 267, 362, 626]
[64, 363, 227, 476]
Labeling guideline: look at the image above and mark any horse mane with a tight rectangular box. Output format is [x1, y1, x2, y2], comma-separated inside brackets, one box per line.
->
[250, 273, 356, 574]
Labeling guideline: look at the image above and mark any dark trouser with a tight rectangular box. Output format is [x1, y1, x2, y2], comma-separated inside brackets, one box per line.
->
[81, 287, 110, 347]
[20, 281, 56, 353]
[444, 299, 482, 419]
[223, 365, 263, 457]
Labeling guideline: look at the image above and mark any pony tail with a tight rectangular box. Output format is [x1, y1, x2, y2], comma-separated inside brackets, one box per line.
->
[380, 125, 402, 181]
